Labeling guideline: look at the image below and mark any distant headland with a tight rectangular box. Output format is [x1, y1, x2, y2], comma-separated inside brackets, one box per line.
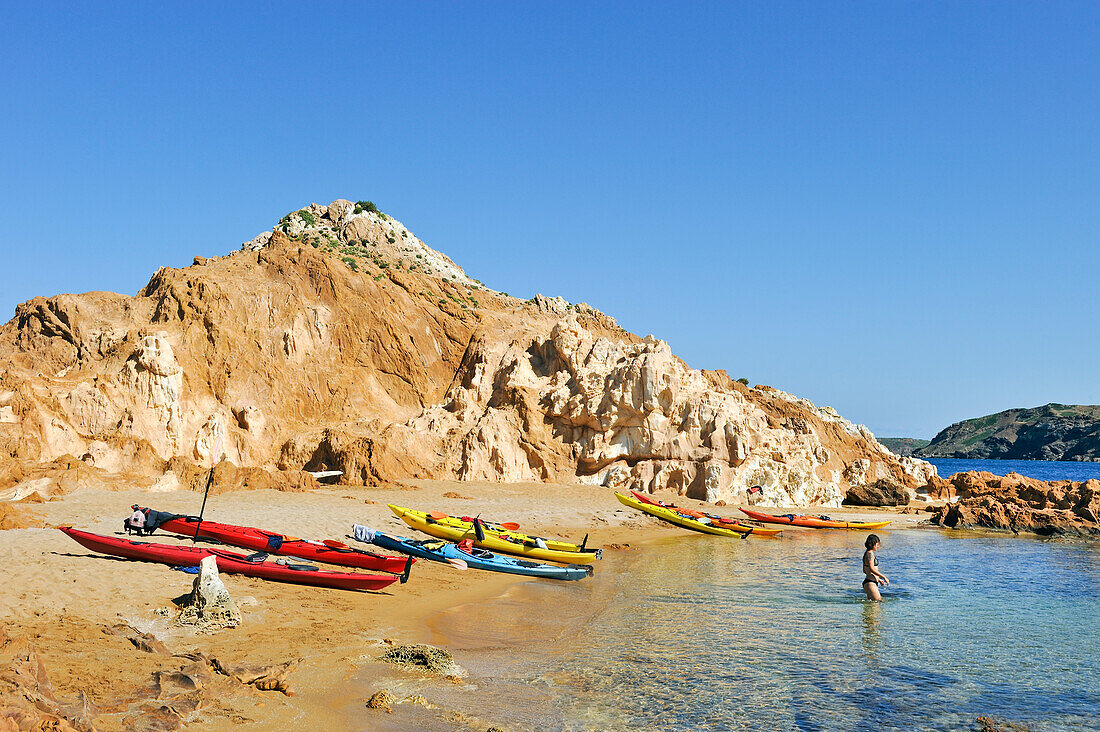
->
[887, 404, 1100, 462]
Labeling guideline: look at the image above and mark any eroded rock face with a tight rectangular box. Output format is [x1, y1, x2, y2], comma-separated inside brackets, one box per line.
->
[397, 317, 935, 506]
[0, 199, 935, 507]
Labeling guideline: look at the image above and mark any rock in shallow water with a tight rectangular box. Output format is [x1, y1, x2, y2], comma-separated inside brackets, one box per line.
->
[380, 643, 462, 676]
[366, 689, 396, 710]
[928, 471, 1100, 535]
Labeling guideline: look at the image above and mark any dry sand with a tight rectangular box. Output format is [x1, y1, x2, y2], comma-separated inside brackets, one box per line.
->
[1, 481, 931, 730]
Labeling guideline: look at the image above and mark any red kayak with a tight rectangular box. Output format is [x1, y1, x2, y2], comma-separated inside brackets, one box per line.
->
[137, 507, 411, 574]
[59, 527, 400, 592]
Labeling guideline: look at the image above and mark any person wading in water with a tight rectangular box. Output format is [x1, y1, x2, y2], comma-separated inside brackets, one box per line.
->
[862, 534, 889, 601]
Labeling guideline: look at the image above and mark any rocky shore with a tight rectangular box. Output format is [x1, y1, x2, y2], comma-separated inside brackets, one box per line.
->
[927, 470, 1100, 535]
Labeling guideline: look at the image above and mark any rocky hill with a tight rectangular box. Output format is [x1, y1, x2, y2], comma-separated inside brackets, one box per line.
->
[915, 404, 1100, 461]
[0, 200, 937, 507]
[877, 438, 930, 456]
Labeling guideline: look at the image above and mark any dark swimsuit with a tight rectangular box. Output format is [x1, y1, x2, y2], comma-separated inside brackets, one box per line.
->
[862, 552, 879, 585]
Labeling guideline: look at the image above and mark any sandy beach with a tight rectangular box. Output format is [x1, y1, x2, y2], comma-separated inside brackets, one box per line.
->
[0, 481, 923, 730]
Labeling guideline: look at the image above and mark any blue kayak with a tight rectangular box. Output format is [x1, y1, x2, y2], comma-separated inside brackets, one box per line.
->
[352, 526, 592, 581]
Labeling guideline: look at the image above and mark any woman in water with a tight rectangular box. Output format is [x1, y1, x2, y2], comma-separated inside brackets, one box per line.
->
[862, 534, 889, 601]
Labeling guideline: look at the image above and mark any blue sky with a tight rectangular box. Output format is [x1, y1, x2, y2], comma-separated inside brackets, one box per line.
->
[3, 2, 1099, 438]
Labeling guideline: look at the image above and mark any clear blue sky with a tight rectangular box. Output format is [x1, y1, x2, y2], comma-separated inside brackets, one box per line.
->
[3, 2, 1099, 438]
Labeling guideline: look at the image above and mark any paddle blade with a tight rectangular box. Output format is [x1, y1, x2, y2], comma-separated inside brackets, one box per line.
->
[323, 539, 351, 550]
[445, 558, 468, 571]
[400, 556, 413, 583]
[428, 511, 448, 520]
[473, 517, 486, 542]
[500, 522, 521, 531]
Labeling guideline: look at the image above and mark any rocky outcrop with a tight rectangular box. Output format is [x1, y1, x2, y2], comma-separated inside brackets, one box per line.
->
[381, 643, 462, 676]
[928, 471, 1100, 535]
[844, 478, 912, 507]
[0, 199, 937, 507]
[176, 555, 242, 630]
[917, 403, 1100, 461]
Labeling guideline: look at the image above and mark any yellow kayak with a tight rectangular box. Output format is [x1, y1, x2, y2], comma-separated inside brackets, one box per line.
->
[387, 504, 601, 565]
[615, 493, 782, 538]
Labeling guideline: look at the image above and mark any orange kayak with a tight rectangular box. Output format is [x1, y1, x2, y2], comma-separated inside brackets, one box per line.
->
[739, 507, 891, 530]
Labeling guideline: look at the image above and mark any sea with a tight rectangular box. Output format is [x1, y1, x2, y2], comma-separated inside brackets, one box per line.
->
[359, 459, 1100, 731]
[926, 457, 1100, 482]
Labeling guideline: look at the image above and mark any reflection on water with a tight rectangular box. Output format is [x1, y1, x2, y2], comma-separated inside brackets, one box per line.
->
[859, 603, 881, 668]
[356, 530, 1100, 731]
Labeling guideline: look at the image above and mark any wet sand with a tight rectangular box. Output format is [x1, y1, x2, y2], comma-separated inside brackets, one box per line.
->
[0, 480, 927, 730]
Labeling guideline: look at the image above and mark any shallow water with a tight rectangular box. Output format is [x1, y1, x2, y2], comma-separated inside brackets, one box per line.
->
[927, 457, 1100, 482]
[392, 529, 1100, 731]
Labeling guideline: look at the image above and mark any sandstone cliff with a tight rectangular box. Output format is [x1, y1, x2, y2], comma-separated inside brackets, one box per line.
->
[0, 199, 936, 507]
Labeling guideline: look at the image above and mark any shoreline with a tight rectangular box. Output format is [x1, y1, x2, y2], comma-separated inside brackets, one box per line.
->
[0, 479, 1047, 729]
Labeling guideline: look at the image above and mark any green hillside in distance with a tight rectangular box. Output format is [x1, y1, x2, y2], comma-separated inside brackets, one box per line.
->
[878, 438, 931, 456]
[915, 403, 1100, 461]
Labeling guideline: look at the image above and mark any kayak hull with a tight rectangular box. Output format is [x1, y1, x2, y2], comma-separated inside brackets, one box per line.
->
[615, 493, 780, 537]
[739, 507, 891, 530]
[362, 530, 591, 580]
[145, 510, 411, 573]
[628, 490, 780, 534]
[388, 505, 600, 564]
[59, 527, 398, 591]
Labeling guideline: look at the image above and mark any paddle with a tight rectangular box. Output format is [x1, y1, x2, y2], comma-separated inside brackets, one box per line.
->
[192, 434, 223, 543]
[322, 539, 355, 552]
[445, 557, 468, 570]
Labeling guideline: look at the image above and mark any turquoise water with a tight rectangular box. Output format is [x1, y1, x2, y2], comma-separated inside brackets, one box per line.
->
[418, 529, 1100, 731]
[927, 457, 1100, 482]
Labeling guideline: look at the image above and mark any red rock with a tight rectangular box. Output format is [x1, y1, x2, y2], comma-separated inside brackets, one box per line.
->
[931, 471, 1100, 535]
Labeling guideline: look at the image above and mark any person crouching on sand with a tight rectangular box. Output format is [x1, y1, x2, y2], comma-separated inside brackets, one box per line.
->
[862, 534, 889, 601]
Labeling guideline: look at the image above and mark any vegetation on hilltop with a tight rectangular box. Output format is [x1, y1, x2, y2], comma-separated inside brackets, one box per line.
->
[877, 438, 931, 457]
[916, 404, 1100, 461]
